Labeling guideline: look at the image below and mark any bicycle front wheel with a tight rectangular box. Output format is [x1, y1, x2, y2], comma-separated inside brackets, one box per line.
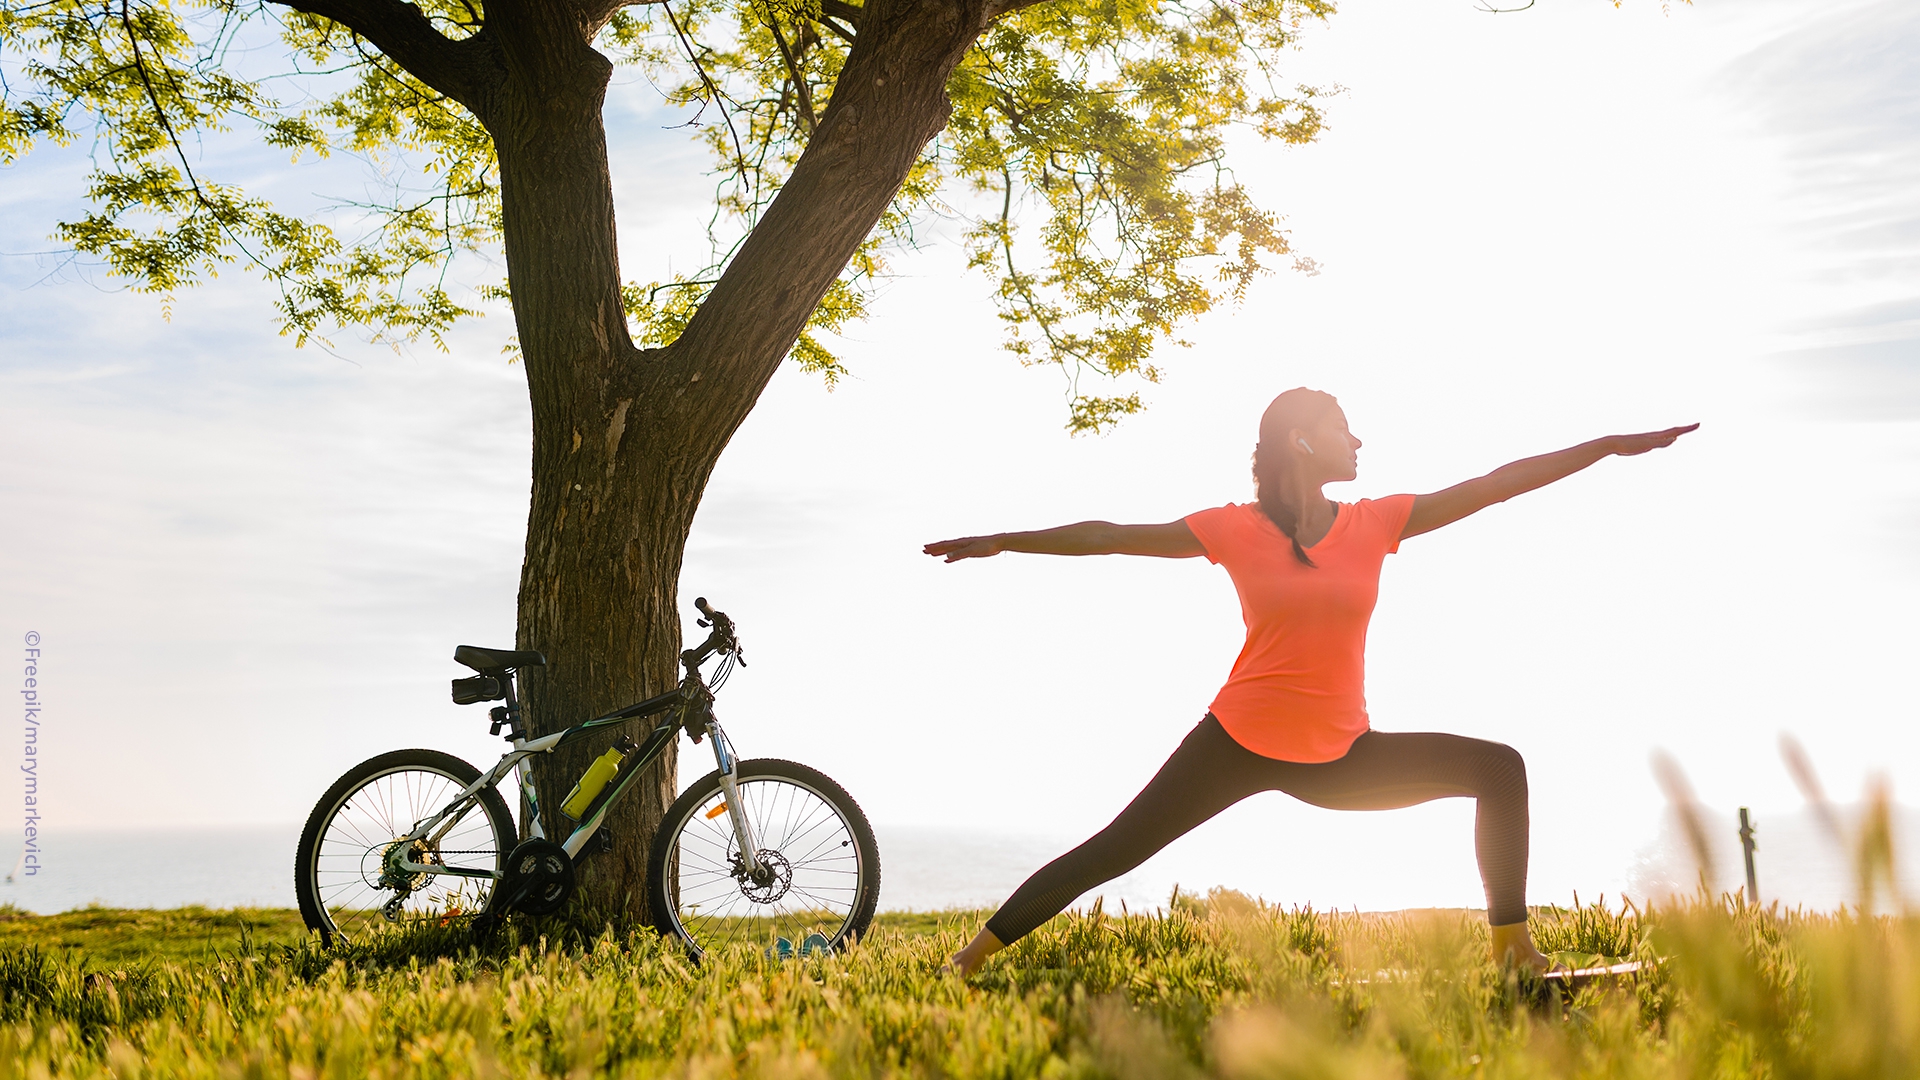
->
[295, 749, 515, 947]
[648, 758, 879, 961]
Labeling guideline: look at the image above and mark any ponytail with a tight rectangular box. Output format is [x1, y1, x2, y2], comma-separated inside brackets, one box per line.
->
[1251, 387, 1339, 568]
[1253, 441, 1316, 567]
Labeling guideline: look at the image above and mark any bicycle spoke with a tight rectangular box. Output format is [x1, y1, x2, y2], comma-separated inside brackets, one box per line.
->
[659, 769, 870, 960]
[304, 762, 506, 943]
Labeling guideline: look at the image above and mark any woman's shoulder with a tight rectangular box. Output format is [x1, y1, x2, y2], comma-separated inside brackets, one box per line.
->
[1183, 502, 1272, 562]
[1339, 495, 1417, 545]
[1342, 493, 1416, 514]
[1185, 501, 1273, 536]
[1186, 500, 1262, 521]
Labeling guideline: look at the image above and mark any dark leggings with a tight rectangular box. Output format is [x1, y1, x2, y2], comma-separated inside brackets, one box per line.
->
[983, 715, 1530, 944]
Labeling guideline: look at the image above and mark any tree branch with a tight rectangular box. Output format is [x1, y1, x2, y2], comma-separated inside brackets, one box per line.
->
[272, 0, 495, 111]
[765, 15, 816, 135]
[819, 0, 862, 26]
[664, 0, 748, 181]
[569, 0, 662, 37]
[659, 0, 995, 454]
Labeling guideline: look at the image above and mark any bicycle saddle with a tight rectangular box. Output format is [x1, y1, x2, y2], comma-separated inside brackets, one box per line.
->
[453, 645, 548, 671]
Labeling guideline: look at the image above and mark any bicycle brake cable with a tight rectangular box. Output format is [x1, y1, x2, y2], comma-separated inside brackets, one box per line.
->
[709, 649, 738, 692]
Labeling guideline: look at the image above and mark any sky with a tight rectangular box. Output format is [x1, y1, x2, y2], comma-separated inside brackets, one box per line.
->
[2, 0, 1918, 914]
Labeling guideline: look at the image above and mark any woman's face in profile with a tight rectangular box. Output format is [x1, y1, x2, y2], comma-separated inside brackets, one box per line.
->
[1302, 407, 1362, 483]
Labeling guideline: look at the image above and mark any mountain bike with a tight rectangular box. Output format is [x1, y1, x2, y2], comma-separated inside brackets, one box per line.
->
[293, 598, 880, 959]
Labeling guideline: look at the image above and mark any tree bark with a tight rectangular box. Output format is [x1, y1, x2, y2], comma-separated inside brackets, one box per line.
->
[350, 0, 999, 924]
[479, 0, 683, 920]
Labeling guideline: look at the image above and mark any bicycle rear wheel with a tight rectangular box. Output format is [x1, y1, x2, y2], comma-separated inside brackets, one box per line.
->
[648, 758, 879, 961]
[295, 749, 515, 947]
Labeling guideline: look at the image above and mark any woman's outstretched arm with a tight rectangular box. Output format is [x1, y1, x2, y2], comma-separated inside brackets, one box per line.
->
[924, 520, 1204, 562]
[1402, 424, 1699, 541]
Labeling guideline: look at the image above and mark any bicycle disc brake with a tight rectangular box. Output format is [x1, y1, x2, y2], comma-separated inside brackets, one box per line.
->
[734, 848, 793, 904]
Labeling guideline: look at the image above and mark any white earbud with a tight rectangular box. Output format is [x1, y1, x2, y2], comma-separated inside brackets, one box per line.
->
[1296, 438, 1314, 455]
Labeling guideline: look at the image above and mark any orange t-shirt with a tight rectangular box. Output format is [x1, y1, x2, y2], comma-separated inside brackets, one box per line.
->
[1183, 495, 1417, 762]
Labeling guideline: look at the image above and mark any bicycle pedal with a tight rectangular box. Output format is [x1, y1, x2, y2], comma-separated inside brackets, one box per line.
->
[595, 829, 615, 854]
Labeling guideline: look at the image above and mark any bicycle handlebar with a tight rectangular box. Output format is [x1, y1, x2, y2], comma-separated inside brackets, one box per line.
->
[681, 597, 740, 672]
[693, 597, 732, 637]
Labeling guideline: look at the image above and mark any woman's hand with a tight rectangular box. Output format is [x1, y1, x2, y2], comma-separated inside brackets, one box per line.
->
[1605, 424, 1700, 456]
[1402, 423, 1700, 541]
[924, 535, 1006, 562]
[925, 521, 1204, 561]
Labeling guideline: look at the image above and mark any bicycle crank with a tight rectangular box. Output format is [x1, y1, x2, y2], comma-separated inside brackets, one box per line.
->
[495, 838, 576, 917]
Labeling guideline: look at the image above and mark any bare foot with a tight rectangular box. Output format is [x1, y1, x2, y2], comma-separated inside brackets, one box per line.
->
[946, 927, 1004, 977]
[1488, 921, 1556, 975]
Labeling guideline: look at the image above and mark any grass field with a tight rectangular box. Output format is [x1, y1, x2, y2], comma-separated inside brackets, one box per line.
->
[0, 891, 1915, 1078]
[0, 905, 949, 966]
[0, 905, 312, 965]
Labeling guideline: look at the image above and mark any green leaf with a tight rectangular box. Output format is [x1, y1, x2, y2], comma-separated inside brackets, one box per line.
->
[4, 0, 1331, 420]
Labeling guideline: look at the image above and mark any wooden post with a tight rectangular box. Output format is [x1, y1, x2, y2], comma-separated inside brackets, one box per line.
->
[1738, 807, 1759, 905]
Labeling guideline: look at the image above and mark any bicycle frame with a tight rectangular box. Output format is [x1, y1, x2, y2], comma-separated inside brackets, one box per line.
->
[391, 662, 763, 883]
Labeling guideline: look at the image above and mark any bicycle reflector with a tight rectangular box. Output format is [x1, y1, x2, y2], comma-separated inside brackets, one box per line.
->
[451, 675, 504, 705]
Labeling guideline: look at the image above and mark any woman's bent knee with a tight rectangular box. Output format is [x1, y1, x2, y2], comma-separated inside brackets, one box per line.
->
[1479, 742, 1527, 796]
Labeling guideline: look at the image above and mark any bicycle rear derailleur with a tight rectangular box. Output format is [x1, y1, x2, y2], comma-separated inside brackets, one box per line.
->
[375, 837, 437, 921]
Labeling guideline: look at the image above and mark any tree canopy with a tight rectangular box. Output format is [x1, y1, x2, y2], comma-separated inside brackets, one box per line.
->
[3, 0, 1330, 431]
[5, 0, 1341, 918]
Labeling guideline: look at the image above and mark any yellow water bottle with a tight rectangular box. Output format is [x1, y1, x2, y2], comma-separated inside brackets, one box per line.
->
[560, 736, 635, 819]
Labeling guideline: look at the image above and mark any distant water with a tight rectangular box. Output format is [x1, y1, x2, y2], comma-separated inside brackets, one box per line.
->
[3, 826, 297, 914]
[4, 812, 1916, 916]
[0, 825, 1093, 916]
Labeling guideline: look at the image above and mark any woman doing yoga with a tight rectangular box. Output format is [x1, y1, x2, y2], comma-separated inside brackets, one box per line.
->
[925, 388, 1697, 976]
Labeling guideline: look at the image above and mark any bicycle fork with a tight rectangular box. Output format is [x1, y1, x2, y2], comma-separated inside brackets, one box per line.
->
[709, 721, 764, 878]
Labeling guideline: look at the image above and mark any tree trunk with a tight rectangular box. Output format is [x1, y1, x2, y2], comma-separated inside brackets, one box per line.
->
[276, 0, 997, 928]
[484, 6, 684, 922]
[476, 0, 992, 926]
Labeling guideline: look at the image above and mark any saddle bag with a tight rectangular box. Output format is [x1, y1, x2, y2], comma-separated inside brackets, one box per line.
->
[451, 675, 504, 705]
